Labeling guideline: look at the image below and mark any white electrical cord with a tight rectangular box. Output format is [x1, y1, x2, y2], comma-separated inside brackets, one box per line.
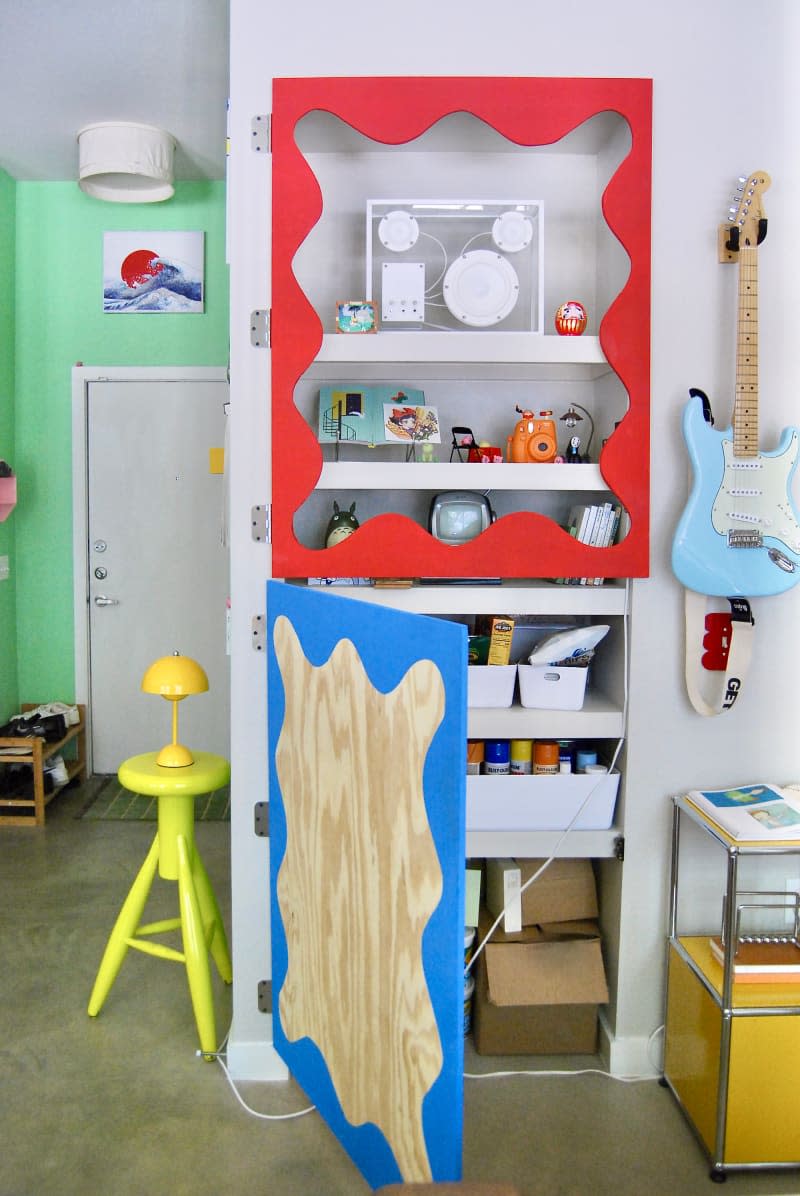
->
[466, 1022, 664, 1085]
[206, 1026, 316, 1122]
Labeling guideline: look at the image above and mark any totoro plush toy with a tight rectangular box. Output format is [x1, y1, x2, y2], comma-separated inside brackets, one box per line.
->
[325, 501, 359, 548]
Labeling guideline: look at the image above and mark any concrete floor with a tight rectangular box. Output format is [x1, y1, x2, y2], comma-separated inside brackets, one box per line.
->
[3, 781, 800, 1196]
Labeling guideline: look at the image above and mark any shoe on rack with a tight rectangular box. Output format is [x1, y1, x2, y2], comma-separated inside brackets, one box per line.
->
[44, 755, 69, 786]
[34, 702, 80, 727]
[12, 713, 68, 742]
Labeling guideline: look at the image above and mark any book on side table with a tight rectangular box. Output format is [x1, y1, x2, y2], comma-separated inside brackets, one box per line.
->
[685, 782, 800, 841]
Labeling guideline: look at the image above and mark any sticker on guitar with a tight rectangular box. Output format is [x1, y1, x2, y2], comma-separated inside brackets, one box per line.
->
[672, 170, 800, 597]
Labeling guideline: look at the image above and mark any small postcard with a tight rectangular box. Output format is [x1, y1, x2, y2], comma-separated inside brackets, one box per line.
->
[336, 301, 376, 333]
[383, 404, 441, 444]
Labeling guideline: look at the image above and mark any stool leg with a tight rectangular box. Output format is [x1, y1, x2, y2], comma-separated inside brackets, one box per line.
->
[191, 849, 233, 983]
[88, 833, 160, 1017]
[177, 834, 217, 1057]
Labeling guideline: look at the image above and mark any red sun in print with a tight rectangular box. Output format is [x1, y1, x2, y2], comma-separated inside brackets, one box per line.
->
[120, 248, 164, 289]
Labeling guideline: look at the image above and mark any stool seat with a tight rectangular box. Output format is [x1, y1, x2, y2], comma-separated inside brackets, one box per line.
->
[118, 750, 230, 797]
[88, 750, 232, 1057]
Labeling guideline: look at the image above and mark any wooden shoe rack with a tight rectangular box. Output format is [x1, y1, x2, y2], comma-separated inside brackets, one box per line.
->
[0, 704, 87, 826]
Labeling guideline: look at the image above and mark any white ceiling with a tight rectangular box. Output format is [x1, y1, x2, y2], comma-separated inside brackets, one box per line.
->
[0, 0, 229, 182]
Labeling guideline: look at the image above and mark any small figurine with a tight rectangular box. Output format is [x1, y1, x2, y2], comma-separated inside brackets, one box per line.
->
[325, 501, 359, 548]
[565, 435, 583, 463]
[554, 300, 588, 336]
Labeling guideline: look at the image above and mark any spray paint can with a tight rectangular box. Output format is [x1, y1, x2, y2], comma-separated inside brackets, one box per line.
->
[509, 739, 533, 775]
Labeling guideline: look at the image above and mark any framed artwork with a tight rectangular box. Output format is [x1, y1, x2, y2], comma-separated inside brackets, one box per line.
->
[336, 300, 376, 333]
[103, 231, 204, 313]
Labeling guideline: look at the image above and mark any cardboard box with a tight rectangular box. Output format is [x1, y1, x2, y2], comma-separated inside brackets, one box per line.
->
[466, 770, 620, 831]
[467, 664, 516, 708]
[472, 913, 609, 1055]
[485, 857, 598, 930]
[517, 663, 588, 710]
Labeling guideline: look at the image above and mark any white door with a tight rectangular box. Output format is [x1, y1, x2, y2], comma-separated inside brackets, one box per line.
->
[86, 379, 230, 773]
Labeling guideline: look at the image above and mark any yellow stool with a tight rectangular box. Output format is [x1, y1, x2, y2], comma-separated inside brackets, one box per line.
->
[88, 751, 232, 1057]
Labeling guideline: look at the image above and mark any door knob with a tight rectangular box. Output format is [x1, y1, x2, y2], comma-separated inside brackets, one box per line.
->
[94, 595, 120, 607]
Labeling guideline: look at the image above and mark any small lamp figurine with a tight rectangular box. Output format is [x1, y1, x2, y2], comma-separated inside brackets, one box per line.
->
[142, 651, 209, 767]
[559, 403, 595, 463]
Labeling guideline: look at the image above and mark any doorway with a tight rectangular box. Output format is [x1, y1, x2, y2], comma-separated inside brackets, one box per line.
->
[73, 367, 230, 773]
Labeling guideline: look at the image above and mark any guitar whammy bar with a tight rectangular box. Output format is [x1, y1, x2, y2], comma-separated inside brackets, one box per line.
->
[672, 171, 800, 715]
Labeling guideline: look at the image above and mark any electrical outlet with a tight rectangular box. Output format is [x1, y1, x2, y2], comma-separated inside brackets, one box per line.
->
[0, 555, 8, 581]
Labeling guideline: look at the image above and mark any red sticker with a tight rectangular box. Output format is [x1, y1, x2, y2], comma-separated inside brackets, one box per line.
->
[702, 614, 732, 670]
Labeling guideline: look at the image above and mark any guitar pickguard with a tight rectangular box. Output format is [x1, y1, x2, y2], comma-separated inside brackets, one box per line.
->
[672, 393, 800, 597]
[712, 436, 800, 551]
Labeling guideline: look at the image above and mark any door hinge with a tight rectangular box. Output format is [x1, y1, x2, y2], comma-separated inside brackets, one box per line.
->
[250, 309, 270, 348]
[254, 801, 269, 837]
[614, 835, 625, 861]
[251, 503, 270, 542]
[251, 613, 265, 652]
[257, 979, 272, 1013]
[251, 114, 271, 154]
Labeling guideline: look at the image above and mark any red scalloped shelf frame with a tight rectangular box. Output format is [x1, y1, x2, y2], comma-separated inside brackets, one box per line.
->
[271, 76, 652, 580]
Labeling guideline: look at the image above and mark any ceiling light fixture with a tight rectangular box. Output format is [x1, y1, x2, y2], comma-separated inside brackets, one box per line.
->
[77, 122, 176, 203]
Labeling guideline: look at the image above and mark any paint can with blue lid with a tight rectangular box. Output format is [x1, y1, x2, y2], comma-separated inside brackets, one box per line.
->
[483, 739, 510, 774]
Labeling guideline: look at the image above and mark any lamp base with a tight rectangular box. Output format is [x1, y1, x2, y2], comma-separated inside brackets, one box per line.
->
[155, 742, 194, 768]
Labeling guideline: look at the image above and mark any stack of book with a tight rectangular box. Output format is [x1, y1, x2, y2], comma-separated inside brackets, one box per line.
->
[557, 502, 622, 585]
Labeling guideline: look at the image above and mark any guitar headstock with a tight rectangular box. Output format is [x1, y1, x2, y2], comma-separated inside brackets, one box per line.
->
[727, 170, 771, 246]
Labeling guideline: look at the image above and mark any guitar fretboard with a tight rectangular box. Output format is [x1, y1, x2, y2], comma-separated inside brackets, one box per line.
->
[733, 243, 759, 457]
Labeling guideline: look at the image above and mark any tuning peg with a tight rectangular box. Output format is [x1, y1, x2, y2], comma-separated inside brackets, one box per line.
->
[737, 176, 747, 185]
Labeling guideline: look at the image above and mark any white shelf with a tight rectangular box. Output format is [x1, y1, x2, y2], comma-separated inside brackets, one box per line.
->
[466, 826, 622, 858]
[317, 332, 607, 371]
[317, 461, 606, 491]
[300, 580, 628, 616]
[467, 689, 624, 739]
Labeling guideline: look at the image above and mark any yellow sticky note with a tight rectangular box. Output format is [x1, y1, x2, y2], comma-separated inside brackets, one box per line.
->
[209, 447, 224, 474]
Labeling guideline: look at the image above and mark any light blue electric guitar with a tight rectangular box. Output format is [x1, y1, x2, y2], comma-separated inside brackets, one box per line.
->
[672, 171, 800, 597]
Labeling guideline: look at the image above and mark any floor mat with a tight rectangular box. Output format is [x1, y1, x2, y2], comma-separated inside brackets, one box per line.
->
[77, 774, 230, 821]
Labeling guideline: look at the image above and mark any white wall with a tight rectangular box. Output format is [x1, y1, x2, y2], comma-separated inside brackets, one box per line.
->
[227, 0, 800, 1078]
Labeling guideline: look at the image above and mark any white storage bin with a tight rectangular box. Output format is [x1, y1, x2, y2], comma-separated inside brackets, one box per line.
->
[467, 665, 516, 708]
[517, 663, 588, 710]
[466, 770, 620, 831]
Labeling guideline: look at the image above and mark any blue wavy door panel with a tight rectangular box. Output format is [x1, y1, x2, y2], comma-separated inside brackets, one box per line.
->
[266, 580, 466, 1189]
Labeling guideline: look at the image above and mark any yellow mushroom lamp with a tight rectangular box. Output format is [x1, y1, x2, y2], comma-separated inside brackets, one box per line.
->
[141, 652, 209, 767]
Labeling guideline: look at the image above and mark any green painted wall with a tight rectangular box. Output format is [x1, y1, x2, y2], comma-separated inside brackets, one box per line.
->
[14, 181, 229, 705]
[0, 170, 17, 721]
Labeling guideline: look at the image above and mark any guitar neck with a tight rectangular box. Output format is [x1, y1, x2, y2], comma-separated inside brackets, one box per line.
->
[733, 243, 759, 457]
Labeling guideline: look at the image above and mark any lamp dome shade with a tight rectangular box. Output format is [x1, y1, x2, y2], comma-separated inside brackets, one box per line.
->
[141, 653, 209, 697]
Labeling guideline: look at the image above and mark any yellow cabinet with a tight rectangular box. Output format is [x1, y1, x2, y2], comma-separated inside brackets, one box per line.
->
[663, 795, 800, 1180]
